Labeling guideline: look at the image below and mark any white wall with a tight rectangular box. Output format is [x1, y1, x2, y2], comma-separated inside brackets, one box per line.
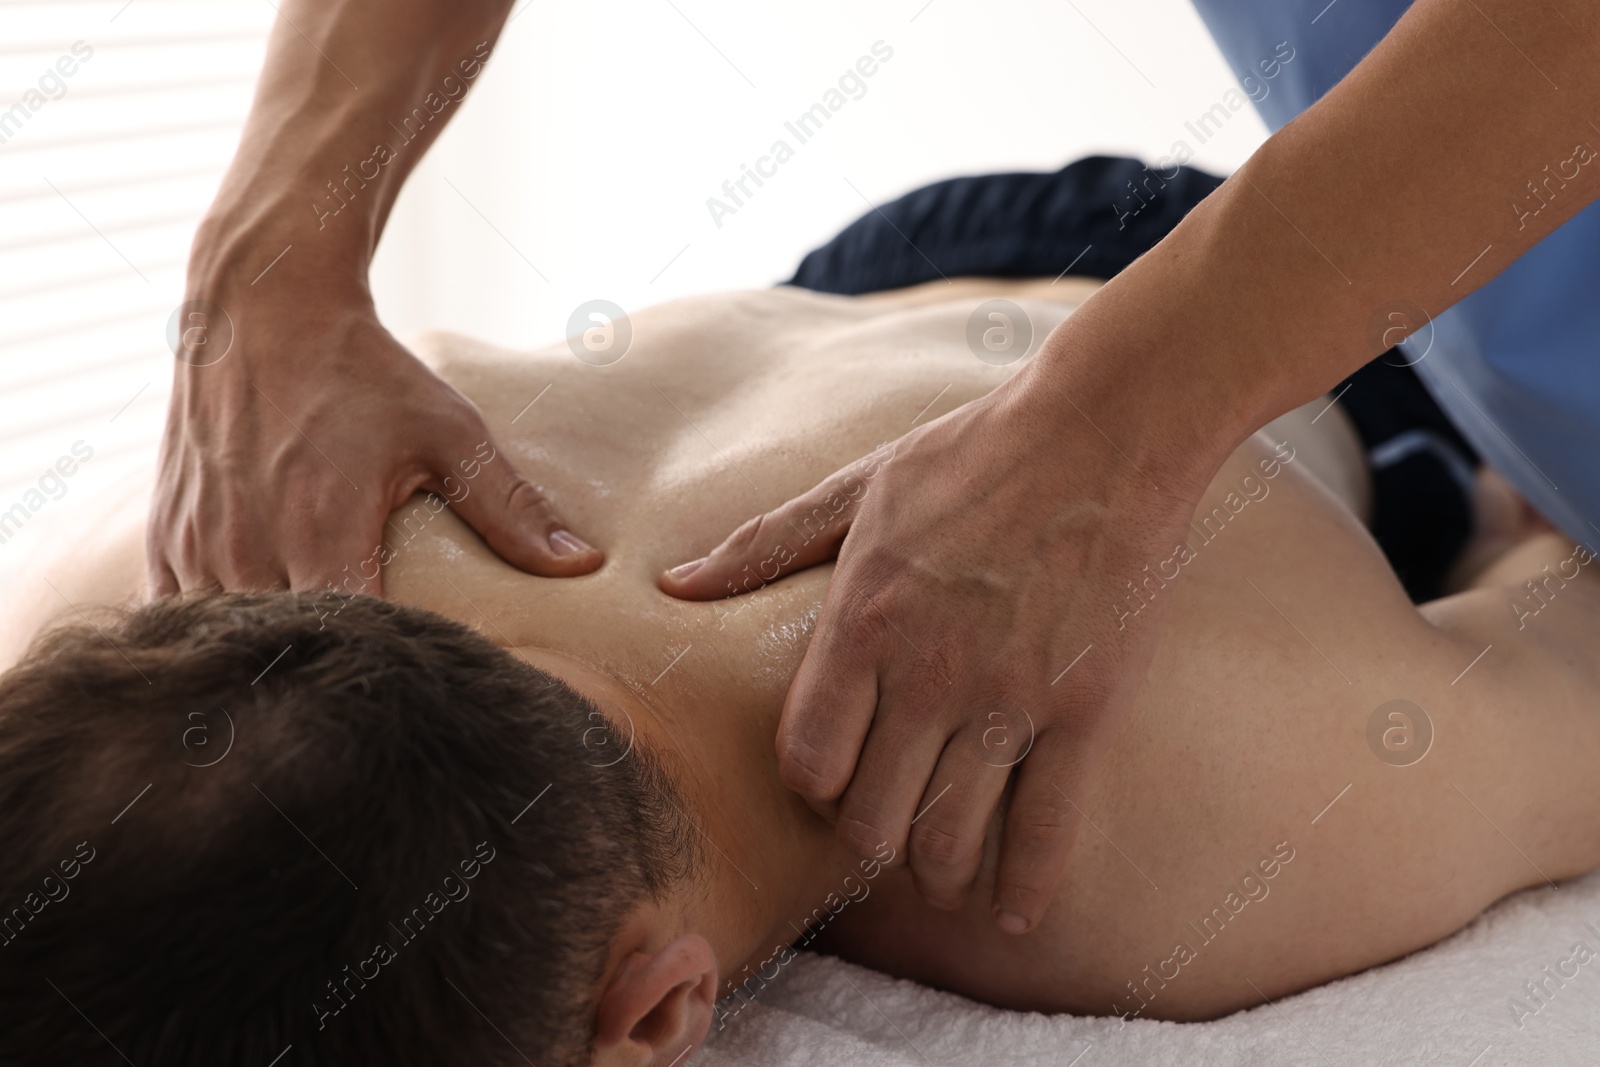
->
[369, 0, 1269, 348]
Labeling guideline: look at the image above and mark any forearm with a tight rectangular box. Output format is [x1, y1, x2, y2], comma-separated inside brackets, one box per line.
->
[1028, 0, 1600, 494]
[189, 0, 515, 297]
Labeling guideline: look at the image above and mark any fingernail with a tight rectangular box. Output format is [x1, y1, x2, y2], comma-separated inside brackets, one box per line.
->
[665, 557, 705, 580]
[548, 530, 592, 556]
[995, 909, 1031, 935]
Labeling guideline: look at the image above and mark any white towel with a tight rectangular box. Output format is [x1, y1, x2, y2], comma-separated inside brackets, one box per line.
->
[700, 870, 1600, 1065]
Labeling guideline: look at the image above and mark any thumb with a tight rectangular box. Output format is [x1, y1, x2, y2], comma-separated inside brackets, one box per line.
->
[660, 468, 863, 600]
[438, 437, 604, 578]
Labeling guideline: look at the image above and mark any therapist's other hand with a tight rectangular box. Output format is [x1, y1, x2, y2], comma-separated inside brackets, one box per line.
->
[659, 345, 1210, 933]
[149, 286, 603, 596]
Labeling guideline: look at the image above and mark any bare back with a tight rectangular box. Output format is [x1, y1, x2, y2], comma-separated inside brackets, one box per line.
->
[7, 278, 1600, 1019]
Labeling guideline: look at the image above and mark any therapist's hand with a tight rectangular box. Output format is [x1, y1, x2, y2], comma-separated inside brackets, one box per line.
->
[146, 0, 548, 596]
[655, 0, 1600, 934]
[659, 317, 1218, 932]
[149, 282, 602, 596]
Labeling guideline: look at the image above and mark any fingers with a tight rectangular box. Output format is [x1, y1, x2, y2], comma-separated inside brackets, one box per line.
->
[150, 483, 377, 597]
[828, 692, 951, 861]
[145, 509, 181, 598]
[151, 507, 288, 596]
[991, 730, 1090, 934]
[905, 723, 1017, 910]
[286, 526, 388, 598]
[146, 552, 180, 600]
[773, 587, 882, 814]
[438, 432, 603, 578]
[659, 468, 864, 600]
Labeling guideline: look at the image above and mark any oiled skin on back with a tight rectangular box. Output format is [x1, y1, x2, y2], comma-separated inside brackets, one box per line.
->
[7, 278, 1600, 1019]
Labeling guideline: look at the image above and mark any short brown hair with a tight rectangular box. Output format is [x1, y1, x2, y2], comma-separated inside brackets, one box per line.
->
[0, 592, 697, 1066]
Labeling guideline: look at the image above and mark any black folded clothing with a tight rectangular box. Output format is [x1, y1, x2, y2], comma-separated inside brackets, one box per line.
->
[788, 155, 1224, 294]
[785, 155, 1478, 602]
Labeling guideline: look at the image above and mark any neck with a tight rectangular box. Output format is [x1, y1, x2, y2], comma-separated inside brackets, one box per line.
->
[653, 685, 872, 1002]
[522, 644, 877, 1003]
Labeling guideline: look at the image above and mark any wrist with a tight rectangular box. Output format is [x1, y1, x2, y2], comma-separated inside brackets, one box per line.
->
[175, 207, 379, 383]
[187, 201, 374, 311]
[1012, 292, 1255, 507]
[1019, 159, 1378, 497]
[188, 101, 398, 304]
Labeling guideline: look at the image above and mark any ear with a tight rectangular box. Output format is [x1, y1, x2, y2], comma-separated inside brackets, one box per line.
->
[591, 933, 719, 1067]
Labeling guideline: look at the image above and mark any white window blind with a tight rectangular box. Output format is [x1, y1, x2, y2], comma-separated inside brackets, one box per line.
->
[0, 0, 269, 586]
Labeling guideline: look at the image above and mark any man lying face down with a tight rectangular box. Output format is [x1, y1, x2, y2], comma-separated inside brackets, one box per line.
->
[0, 594, 705, 1067]
[7, 282, 1600, 1067]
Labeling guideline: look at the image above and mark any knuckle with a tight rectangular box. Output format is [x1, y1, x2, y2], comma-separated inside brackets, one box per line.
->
[837, 587, 960, 691]
[719, 512, 771, 557]
[783, 485, 853, 543]
[424, 401, 488, 455]
[910, 820, 971, 870]
[504, 477, 551, 518]
[443, 393, 488, 432]
[725, 504, 811, 567]
[1050, 665, 1119, 725]
[777, 735, 846, 801]
[838, 587, 897, 645]
[173, 517, 205, 567]
[836, 815, 898, 860]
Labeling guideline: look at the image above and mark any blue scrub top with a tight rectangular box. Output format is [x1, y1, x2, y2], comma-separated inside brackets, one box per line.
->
[1192, 0, 1600, 551]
